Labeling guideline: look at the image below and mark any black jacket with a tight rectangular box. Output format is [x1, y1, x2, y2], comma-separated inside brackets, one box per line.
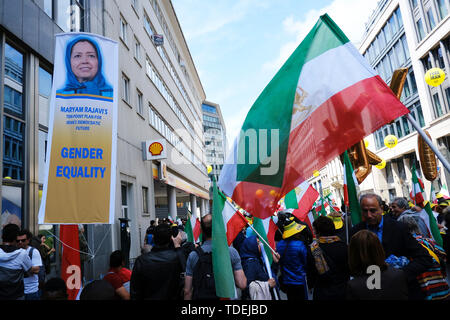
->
[350, 215, 434, 299]
[130, 246, 185, 300]
[347, 266, 408, 300]
[309, 240, 350, 300]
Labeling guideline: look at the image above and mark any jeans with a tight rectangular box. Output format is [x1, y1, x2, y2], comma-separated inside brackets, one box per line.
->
[25, 291, 41, 300]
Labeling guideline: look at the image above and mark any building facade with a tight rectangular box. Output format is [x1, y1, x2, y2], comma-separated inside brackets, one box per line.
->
[312, 0, 450, 207]
[202, 100, 227, 183]
[0, 0, 209, 280]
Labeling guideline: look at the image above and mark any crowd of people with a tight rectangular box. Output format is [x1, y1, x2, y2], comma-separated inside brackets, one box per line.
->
[0, 192, 449, 301]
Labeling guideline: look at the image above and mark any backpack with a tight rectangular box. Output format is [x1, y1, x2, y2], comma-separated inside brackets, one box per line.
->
[192, 247, 218, 300]
[28, 247, 46, 287]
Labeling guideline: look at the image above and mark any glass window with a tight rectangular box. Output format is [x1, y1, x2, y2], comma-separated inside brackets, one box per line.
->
[416, 19, 426, 41]
[396, 158, 406, 180]
[144, 13, 154, 36]
[394, 41, 406, 66]
[411, 0, 418, 8]
[122, 75, 130, 103]
[433, 93, 443, 117]
[395, 120, 404, 138]
[3, 117, 24, 180]
[409, 70, 417, 94]
[389, 14, 398, 36]
[1, 185, 23, 228]
[423, 54, 433, 70]
[384, 21, 392, 44]
[39, 67, 52, 128]
[134, 38, 141, 61]
[402, 116, 411, 135]
[401, 35, 410, 59]
[445, 87, 450, 107]
[55, 0, 84, 32]
[137, 90, 143, 114]
[395, 7, 403, 28]
[120, 17, 128, 44]
[378, 31, 386, 49]
[427, 9, 436, 30]
[142, 187, 148, 214]
[437, 47, 445, 69]
[386, 162, 394, 183]
[437, 0, 448, 19]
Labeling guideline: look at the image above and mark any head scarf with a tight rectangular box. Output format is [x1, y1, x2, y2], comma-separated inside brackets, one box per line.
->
[58, 36, 113, 97]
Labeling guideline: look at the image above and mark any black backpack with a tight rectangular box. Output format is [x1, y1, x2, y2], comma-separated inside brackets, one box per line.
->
[192, 247, 218, 300]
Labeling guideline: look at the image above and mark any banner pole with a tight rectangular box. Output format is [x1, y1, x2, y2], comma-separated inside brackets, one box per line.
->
[406, 113, 450, 175]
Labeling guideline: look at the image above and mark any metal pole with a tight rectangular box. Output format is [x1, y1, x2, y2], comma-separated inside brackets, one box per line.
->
[407, 113, 450, 175]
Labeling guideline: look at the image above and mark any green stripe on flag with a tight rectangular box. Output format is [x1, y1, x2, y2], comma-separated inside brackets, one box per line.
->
[252, 217, 273, 265]
[237, 14, 350, 188]
[212, 178, 236, 298]
[344, 150, 361, 225]
[285, 189, 299, 209]
[185, 211, 194, 243]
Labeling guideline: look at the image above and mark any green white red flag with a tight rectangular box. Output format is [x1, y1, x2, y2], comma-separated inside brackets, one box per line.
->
[411, 165, 443, 246]
[218, 14, 408, 220]
[343, 150, 362, 225]
[185, 210, 201, 243]
[252, 216, 278, 265]
[212, 178, 239, 298]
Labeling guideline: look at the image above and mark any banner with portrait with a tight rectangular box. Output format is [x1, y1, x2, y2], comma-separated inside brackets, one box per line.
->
[38, 33, 118, 224]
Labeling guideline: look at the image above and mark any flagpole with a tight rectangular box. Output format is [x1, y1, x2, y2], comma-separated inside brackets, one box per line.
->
[407, 113, 450, 175]
[344, 204, 350, 245]
[259, 242, 279, 300]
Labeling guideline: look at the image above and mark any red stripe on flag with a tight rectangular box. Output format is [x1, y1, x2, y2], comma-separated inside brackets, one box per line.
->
[226, 211, 248, 245]
[60, 225, 81, 300]
[282, 75, 409, 193]
[193, 219, 201, 241]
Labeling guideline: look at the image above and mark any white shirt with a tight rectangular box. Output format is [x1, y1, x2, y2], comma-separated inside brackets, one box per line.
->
[24, 247, 42, 294]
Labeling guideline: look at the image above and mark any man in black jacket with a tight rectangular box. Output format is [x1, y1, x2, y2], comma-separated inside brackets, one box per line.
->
[130, 223, 185, 300]
[350, 193, 434, 300]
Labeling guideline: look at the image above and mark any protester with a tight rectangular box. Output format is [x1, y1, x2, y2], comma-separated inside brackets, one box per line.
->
[80, 279, 117, 300]
[17, 229, 43, 300]
[396, 215, 449, 300]
[103, 250, 131, 300]
[0, 224, 32, 300]
[276, 218, 313, 300]
[309, 216, 349, 300]
[41, 277, 68, 300]
[184, 214, 247, 300]
[239, 235, 278, 300]
[37, 234, 55, 275]
[390, 197, 431, 237]
[130, 223, 185, 300]
[350, 193, 434, 300]
[347, 230, 408, 300]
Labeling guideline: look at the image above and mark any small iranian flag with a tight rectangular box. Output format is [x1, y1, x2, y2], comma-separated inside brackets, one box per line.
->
[411, 165, 443, 246]
[185, 210, 201, 243]
[283, 181, 319, 213]
[343, 150, 361, 225]
[218, 14, 408, 220]
[252, 216, 278, 265]
[410, 165, 425, 206]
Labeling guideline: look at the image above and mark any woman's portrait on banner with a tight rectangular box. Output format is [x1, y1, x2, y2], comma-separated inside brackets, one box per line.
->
[57, 36, 113, 98]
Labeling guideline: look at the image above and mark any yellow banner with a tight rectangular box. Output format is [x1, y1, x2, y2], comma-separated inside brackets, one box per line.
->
[38, 33, 118, 224]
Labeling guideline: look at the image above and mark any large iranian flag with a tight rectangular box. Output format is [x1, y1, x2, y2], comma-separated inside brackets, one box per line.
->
[282, 181, 319, 214]
[218, 14, 409, 219]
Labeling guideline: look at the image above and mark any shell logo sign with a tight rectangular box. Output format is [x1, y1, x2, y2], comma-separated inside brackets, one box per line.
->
[149, 142, 164, 156]
[143, 139, 167, 160]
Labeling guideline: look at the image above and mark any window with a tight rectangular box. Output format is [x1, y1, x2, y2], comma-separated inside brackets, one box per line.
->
[433, 93, 443, 118]
[134, 38, 141, 61]
[144, 12, 154, 36]
[43, 0, 53, 18]
[137, 90, 143, 115]
[395, 158, 406, 180]
[445, 87, 450, 107]
[427, 9, 436, 30]
[122, 74, 130, 103]
[386, 162, 394, 183]
[401, 35, 410, 59]
[395, 40, 406, 66]
[142, 187, 148, 214]
[416, 19, 425, 41]
[437, 47, 445, 69]
[120, 17, 128, 44]
[3, 43, 25, 180]
[411, 0, 418, 8]
[395, 7, 403, 28]
[409, 70, 417, 94]
[437, 0, 448, 19]
[423, 54, 433, 70]
[55, 0, 85, 32]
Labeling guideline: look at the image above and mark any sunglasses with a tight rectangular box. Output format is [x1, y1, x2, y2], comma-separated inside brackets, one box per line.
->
[17, 239, 28, 243]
